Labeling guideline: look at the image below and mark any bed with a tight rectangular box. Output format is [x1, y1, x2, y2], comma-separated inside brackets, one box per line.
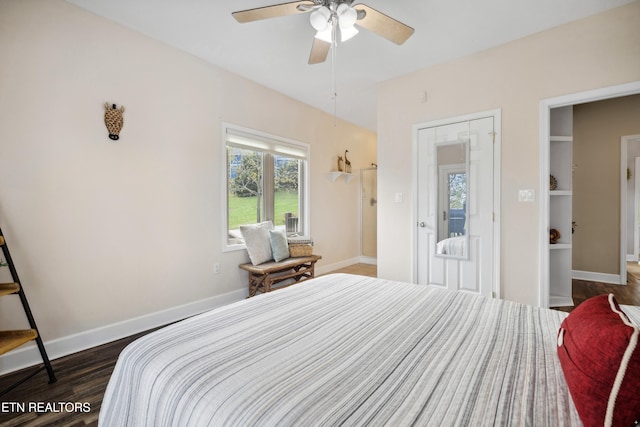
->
[435, 236, 466, 257]
[99, 274, 640, 426]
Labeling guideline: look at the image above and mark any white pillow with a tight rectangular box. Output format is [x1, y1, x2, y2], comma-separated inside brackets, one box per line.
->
[269, 229, 290, 262]
[240, 221, 274, 265]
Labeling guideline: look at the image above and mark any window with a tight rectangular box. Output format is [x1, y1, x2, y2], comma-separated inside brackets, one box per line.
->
[223, 124, 309, 249]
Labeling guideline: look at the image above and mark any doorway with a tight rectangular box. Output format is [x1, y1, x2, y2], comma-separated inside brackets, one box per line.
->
[539, 81, 640, 307]
[622, 135, 640, 263]
[360, 167, 377, 263]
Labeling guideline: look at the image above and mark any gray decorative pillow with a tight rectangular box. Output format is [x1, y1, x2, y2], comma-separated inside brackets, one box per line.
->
[269, 229, 290, 262]
[240, 221, 274, 265]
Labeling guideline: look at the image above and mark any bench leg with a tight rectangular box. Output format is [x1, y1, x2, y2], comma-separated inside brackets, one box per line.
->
[248, 272, 275, 296]
[291, 261, 319, 282]
[263, 273, 273, 293]
[309, 261, 317, 278]
[248, 273, 267, 297]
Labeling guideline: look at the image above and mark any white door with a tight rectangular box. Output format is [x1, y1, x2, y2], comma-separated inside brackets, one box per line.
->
[416, 114, 496, 297]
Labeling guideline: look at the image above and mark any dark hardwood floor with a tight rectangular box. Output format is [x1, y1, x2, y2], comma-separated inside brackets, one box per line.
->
[553, 262, 640, 312]
[0, 328, 155, 427]
[1, 263, 638, 426]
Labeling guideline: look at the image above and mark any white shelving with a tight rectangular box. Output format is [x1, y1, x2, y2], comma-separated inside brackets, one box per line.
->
[328, 171, 354, 183]
[547, 106, 574, 307]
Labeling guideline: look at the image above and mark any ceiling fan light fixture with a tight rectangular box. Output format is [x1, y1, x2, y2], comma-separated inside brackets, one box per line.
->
[310, 6, 331, 32]
[314, 26, 333, 44]
[337, 4, 357, 29]
[340, 25, 358, 42]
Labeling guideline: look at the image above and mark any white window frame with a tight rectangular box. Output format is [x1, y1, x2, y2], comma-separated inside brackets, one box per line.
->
[222, 123, 310, 252]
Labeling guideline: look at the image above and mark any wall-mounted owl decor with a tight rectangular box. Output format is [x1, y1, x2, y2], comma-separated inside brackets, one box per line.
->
[104, 103, 125, 140]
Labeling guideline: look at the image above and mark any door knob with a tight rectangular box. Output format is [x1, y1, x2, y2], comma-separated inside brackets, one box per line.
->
[418, 222, 426, 228]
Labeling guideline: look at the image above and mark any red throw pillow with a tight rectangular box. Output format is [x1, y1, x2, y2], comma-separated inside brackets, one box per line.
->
[557, 294, 640, 427]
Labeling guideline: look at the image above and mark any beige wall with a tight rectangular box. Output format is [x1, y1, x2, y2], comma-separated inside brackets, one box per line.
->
[377, 2, 640, 305]
[573, 95, 640, 274]
[0, 0, 375, 366]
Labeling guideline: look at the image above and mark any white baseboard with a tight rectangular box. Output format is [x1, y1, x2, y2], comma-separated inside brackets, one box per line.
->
[0, 288, 247, 376]
[572, 270, 624, 285]
[358, 256, 377, 265]
[549, 294, 574, 307]
[316, 256, 377, 275]
[316, 257, 362, 275]
[627, 254, 638, 262]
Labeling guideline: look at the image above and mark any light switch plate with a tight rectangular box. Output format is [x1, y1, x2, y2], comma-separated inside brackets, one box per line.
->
[518, 189, 535, 202]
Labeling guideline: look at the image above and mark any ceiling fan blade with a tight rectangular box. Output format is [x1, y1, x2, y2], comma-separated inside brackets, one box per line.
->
[354, 4, 414, 45]
[232, 1, 317, 23]
[308, 37, 331, 64]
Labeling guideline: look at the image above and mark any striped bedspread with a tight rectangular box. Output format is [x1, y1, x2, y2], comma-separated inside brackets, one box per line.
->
[99, 274, 582, 426]
[623, 304, 640, 325]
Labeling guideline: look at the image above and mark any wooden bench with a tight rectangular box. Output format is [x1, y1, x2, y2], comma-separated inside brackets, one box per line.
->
[239, 255, 322, 297]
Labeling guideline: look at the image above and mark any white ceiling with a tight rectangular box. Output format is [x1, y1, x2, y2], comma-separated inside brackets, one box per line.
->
[66, 0, 634, 131]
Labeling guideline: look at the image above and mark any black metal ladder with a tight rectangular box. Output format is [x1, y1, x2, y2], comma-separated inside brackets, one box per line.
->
[0, 226, 56, 396]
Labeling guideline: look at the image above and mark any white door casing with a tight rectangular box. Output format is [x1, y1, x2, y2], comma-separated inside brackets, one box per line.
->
[635, 156, 640, 262]
[539, 82, 640, 307]
[621, 135, 640, 266]
[414, 111, 499, 297]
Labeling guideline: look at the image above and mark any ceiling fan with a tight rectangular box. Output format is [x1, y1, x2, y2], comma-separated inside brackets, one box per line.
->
[232, 1, 415, 64]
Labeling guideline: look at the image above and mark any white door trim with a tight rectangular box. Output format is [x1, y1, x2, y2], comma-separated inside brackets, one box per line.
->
[539, 81, 640, 307]
[412, 109, 501, 298]
[359, 167, 378, 262]
[635, 156, 640, 262]
[621, 136, 640, 270]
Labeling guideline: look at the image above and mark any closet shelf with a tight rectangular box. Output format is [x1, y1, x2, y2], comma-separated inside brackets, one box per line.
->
[550, 136, 573, 142]
[550, 190, 572, 196]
